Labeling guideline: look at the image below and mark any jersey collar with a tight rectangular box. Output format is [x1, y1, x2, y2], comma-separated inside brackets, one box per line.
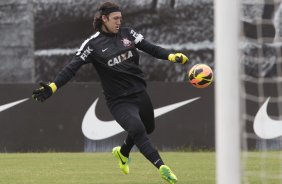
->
[99, 29, 117, 37]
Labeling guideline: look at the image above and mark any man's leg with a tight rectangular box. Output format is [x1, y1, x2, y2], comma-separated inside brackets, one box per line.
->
[110, 100, 177, 184]
[110, 102, 164, 167]
[128, 114, 177, 184]
[119, 90, 156, 158]
[110, 99, 177, 183]
[120, 135, 134, 157]
[137, 91, 178, 183]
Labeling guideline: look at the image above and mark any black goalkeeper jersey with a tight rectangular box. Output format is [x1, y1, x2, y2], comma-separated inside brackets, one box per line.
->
[54, 27, 170, 100]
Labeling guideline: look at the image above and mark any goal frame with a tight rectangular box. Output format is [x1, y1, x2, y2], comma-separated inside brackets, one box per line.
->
[214, 0, 241, 184]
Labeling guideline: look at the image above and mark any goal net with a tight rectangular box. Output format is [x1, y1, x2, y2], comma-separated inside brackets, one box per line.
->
[215, 0, 282, 184]
[241, 0, 282, 183]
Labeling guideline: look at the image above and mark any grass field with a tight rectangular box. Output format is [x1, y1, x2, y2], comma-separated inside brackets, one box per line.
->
[0, 152, 215, 184]
[3, 151, 282, 184]
[242, 151, 282, 184]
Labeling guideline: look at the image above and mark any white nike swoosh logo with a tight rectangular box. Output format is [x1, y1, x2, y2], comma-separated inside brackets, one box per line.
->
[154, 159, 160, 165]
[102, 48, 108, 52]
[0, 98, 29, 112]
[82, 97, 200, 140]
[254, 97, 282, 139]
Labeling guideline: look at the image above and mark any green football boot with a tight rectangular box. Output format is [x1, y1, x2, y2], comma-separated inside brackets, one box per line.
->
[112, 146, 129, 174]
[159, 165, 178, 184]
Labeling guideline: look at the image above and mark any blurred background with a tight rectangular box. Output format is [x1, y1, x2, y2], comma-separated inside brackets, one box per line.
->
[1, 0, 281, 152]
[1, 1, 282, 183]
[0, 0, 214, 83]
[0, 0, 215, 152]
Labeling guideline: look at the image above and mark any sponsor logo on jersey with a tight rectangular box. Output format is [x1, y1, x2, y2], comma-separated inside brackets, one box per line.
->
[130, 30, 139, 38]
[121, 38, 132, 47]
[80, 46, 93, 61]
[108, 50, 133, 66]
[102, 48, 108, 52]
[130, 29, 144, 44]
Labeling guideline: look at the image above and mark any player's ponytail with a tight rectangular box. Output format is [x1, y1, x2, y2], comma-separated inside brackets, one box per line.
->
[93, 2, 121, 32]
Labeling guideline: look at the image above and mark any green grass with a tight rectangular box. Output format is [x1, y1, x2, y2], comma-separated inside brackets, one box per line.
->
[243, 151, 282, 184]
[3, 151, 282, 184]
[0, 152, 215, 184]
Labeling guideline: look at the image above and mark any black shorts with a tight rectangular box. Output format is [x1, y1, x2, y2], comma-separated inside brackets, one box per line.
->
[106, 90, 155, 140]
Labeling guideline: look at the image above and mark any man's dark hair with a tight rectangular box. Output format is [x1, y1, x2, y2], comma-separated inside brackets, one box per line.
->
[93, 2, 121, 32]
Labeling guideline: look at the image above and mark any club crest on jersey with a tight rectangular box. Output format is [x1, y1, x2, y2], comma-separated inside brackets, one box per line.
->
[108, 50, 133, 66]
[121, 38, 132, 47]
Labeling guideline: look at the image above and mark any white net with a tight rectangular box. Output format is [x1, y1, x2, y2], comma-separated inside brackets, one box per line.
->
[241, 0, 282, 183]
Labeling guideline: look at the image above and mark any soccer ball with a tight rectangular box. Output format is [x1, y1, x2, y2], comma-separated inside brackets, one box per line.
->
[188, 64, 213, 88]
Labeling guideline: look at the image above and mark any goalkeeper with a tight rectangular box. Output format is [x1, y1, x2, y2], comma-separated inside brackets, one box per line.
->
[32, 2, 187, 184]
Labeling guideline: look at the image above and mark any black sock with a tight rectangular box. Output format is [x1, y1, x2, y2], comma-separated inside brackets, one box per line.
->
[120, 135, 134, 157]
[139, 141, 164, 169]
[148, 151, 164, 169]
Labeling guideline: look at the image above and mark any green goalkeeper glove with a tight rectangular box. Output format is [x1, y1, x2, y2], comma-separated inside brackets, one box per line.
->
[168, 53, 188, 64]
[32, 82, 57, 102]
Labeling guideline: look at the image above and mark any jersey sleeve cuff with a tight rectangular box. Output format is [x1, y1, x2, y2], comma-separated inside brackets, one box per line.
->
[49, 82, 57, 93]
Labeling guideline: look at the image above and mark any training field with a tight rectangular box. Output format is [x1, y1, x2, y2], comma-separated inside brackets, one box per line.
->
[0, 152, 215, 184]
[1, 151, 282, 184]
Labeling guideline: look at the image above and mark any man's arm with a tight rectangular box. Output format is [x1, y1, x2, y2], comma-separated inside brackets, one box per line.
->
[127, 27, 188, 64]
[32, 39, 95, 102]
[135, 39, 171, 60]
[32, 56, 86, 102]
[136, 39, 188, 64]
[54, 56, 85, 88]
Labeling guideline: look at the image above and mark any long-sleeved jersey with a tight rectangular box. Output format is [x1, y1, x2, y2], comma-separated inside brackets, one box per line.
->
[54, 27, 171, 100]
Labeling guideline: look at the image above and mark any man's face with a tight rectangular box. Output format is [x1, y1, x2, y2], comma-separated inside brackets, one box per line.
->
[102, 12, 122, 33]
